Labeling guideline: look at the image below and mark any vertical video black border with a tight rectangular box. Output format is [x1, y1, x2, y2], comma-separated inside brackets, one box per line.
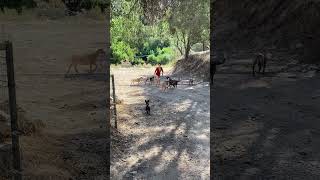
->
[105, 0, 111, 178]
[210, 0, 214, 179]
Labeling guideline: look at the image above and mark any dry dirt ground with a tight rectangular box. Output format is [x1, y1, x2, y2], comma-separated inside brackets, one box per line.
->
[110, 67, 210, 179]
[212, 53, 320, 179]
[1, 20, 108, 179]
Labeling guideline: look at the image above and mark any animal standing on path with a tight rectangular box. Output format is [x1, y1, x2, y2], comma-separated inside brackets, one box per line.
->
[145, 76, 155, 85]
[189, 78, 194, 86]
[145, 100, 150, 115]
[166, 77, 180, 88]
[131, 77, 144, 85]
[211, 52, 227, 85]
[161, 80, 169, 91]
[252, 52, 267, 76]
[66, 49, 106, 74]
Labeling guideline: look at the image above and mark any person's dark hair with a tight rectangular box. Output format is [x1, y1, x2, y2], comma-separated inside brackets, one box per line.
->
[158, 63, 161, 65]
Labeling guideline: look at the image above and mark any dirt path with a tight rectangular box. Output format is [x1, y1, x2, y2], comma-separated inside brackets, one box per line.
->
[110, 67, 210, 179]
[1, 20, 108, 179]
[212, 54, 320, 179]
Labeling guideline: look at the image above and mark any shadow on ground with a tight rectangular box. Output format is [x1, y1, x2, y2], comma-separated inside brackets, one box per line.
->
[212, 72, 320, 179]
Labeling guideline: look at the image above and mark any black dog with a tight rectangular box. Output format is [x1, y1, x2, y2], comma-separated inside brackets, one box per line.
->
[145, 100, 150, 115]
[166, 77, 179, 88]
[189, 78, 194, 86]
[145, 76, 155, 85]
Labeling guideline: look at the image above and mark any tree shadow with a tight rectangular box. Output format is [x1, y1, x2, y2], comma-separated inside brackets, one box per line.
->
[212, 74, 320, 179]
[113, 82, 210, 179]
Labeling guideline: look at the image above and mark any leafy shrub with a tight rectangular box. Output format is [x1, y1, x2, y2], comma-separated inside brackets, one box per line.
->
[147, 54, 157, 65]
[130, 58, 145, 66]
[138, 38, 171, 57]
[111, 41, 136, 64]
[147, 47, 175, 65]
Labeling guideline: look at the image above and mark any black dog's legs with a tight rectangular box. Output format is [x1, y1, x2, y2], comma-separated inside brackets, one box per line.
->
[252, 63, 256, 77]
[262, 59, 266, 74]
[145, 100, 150, 115]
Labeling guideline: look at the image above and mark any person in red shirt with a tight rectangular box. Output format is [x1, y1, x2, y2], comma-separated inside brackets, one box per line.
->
[154, 63, 164, 86]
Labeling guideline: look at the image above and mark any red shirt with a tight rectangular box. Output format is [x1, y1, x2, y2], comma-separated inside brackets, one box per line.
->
[155, 67, 163, 76]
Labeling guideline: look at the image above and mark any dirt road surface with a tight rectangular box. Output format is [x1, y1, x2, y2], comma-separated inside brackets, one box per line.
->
[212, 53, 320, 179]
[1, 20, 108, 179]
[110, 67, 210, 179]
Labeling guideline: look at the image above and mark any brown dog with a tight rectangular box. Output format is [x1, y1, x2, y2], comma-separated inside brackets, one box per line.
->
[131, 77, 144, 85]
[160, 81, 169, 91]
[66, 49, 106, 74]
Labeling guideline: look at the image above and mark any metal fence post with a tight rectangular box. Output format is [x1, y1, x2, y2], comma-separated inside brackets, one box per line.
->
[111, 74, 117, 129]
[5, 41, 22, 180]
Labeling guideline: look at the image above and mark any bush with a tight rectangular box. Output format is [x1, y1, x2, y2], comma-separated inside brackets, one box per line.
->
[130, 58, 145, 66]
[147, 54, 157, 65]
[138, 38, 171, 57]
[147, 47, 175, 65]
[111, 41, 136, 64]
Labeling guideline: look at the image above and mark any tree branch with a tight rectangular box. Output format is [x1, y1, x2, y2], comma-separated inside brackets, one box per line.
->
[126, 0, 139, 17]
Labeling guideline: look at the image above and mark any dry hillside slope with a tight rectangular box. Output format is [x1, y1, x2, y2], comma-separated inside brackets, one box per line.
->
[213, 0, 320, 63]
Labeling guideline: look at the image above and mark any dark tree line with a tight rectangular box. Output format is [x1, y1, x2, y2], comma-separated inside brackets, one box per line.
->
[0, 0, 37, 14]
[0, 0, 108, 15]
[63, 0, 108, 14]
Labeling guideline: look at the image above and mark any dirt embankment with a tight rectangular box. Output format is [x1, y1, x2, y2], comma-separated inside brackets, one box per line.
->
[172, 51, 210, 81]
[213, 0, 320, 63]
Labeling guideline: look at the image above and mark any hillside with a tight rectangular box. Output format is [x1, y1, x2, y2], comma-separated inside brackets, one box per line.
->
[213, 0, 320, 63]
[172, 51, 210, 80]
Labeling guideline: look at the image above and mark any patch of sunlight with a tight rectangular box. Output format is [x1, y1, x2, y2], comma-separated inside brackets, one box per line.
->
[239, 80, 271, 90]
[177, 149, 191, 169]
[231, 119, 263, 136]
[143, 146, 162, 160]
[153, 148, 178, 173]
[194, 133, 209, 142]
[173, 99, 192, 112]
[174, 122, 186, 137]
[126, 155, 141, 167]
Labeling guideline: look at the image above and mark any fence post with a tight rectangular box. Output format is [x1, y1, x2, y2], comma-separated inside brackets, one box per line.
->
[5, 41, 22, 180]
[111, 74, 117, 129]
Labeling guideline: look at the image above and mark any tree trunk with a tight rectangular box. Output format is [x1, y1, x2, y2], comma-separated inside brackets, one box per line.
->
[184, 37, 191, 60]
[176, 33, 184, 55]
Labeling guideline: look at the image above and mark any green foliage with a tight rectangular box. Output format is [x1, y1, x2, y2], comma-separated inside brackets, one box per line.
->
[168, 0, 209, 58]
[138, 38, 171, 57]
[111, 0, 175, 65]
[111, 41, 137, 64]
[110, 0, 209, 64]
[147, 54, 157, 65]
[131, 58, 145, 66]
[147, 47, 174, 65]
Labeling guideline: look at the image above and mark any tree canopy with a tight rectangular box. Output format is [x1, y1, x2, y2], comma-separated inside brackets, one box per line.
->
[111, 0, 209, 65]
[0, 0, 107, 14]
